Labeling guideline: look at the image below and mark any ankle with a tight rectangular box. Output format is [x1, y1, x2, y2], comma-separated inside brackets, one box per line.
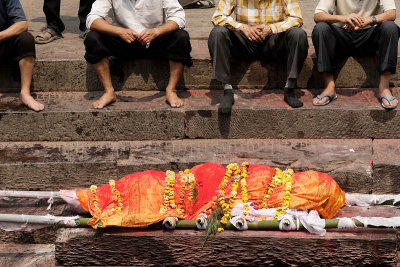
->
[104, 88, 115, 94]
[20, 91, 32, 98]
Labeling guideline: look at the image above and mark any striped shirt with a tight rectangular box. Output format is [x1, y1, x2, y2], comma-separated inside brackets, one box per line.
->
[212, 0, 303, 34]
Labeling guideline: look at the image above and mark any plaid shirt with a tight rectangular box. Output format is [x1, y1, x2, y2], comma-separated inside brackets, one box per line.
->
[212, 0, 303, 34]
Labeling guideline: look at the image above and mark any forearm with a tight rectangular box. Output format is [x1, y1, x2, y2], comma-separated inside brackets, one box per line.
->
[90, 18, 125, 36]
[375, 10, 396, 23]
[155, 20, 179, 37]
[0, 21, 28, 42]
[314, 12, 343, 24]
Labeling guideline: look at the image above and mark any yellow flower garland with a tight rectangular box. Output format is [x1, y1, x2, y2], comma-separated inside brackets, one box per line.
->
[159, 170, 176, 214]
[90, 185, 101, 215]
[89, 180, 124, 217]
[109, 180, 123, 213]
[159, 169, 196, 216]
[241, 162, 250, 216]
[259, 168, 294, 221]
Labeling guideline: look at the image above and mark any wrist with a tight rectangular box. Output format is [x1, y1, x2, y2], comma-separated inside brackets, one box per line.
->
[370, 16, 377, 26]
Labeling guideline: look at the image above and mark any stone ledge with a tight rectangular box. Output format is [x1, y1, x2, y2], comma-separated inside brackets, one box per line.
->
[0, 244, 55, 266]
[0, 139, 373, 192]
[55, 227, 398, 266]
[0, 90, 399, 141]
[1, 56, 399, 92]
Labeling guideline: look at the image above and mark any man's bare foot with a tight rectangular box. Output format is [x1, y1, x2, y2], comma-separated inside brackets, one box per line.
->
[379, 88, 398, 108]
[313, 87, 337, 105]
[166, 89, 183, 108]
[21, 93, 44, 112]
[93, 91, 116, 109]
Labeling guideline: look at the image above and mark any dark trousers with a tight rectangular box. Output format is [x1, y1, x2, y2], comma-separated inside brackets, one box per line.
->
[208, 26, 309, 84]
[312, 21, 400, 74]
[84, 29, 193, 67]
[44, 0, 95, 33]
[0, 32, 36, 62]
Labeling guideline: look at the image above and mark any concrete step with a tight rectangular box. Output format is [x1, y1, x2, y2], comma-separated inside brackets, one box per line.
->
[54, 206, 400, 266]
[1, 89, 400, 141]
[0, 244, 55, 266]
[0, 138, 399, 194]
[1, 56, 400, 93]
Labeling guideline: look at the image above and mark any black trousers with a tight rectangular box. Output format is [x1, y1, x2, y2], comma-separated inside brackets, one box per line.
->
[0, 32, 36, 62]
[208, 26, 309, 84]
[44, 0, 95, 33]
[84, 29, 193, 67]
[312, 21, 400, 74]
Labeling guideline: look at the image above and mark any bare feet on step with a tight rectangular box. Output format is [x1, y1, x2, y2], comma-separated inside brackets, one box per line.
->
[21, 93, 44, 111]
[93, 91, 116, 109]
[166, 88, 183, 108]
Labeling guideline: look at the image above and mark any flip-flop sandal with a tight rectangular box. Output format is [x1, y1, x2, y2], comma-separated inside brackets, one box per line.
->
[313, 94, 337, 106]
[35, 27, 63, 44]
[380, 96, 398, 109]
[184, 0, 215, 9]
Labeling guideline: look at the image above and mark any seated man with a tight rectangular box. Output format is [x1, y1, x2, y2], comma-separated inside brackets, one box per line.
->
[209, 0, 308, 113]
[84, 0, 192, 109]
[0, 0, 44, 111]
[312, 0, 399, 109]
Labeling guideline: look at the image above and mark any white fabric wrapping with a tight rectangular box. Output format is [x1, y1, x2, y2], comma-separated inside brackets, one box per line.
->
[46, 193, 54, 211]
[60, 190, 90, 214]
[337, 218, 357, 229]
[231, 203, 309, 221]
[230, 216, 248, 231]
[299, 210, 326, 236]
[231, 203, 327, 235]
[278, 215, 298, 231]
[353, 216, 400, 228]
[196, 213, 208, 230]
[345, 193, 400, 207]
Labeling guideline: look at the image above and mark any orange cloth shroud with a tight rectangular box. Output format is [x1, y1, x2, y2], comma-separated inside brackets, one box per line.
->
[76, 163, 345, 228]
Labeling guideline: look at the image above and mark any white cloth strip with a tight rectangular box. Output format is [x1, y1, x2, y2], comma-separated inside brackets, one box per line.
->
[345, 193, 400, 207]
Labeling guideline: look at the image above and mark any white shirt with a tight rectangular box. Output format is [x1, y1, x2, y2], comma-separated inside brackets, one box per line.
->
[87, 0, 186, 33]
[315, 0, 396, 28]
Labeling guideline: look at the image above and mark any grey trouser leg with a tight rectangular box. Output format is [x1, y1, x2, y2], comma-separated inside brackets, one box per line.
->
[208, 26, 308, 84]
[260, 27, 308, 79]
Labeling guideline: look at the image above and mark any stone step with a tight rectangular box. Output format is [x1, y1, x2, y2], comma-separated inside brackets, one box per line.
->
[1, 56, 399, 93]
[0, 244, 55, 266]
[1, 89, 400, 142]
[0, 138, 399, 194]
[55, 205, 400, 266]
[55, 228, 398, 266]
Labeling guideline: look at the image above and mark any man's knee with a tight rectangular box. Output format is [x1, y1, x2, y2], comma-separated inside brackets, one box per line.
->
[287, 27, 307, 40]
[209, 26, 230, 41]
[172, 29, 190, 42]
[15, 32, 35, 47]
[170, 29, 191, 48]
[84, 30, 103, 50]
[312, 22, 331, 36]
[287, 27, 308, 48]
[380, 21, 399, 37]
